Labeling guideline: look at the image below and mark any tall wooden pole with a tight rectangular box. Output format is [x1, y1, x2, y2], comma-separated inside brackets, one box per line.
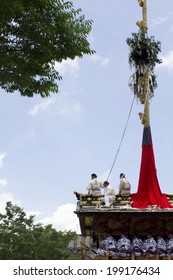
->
[142, 0, 147, 28]
[138, 0, 150, 127]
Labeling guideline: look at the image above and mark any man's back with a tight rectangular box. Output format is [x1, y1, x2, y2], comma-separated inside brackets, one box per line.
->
[119, 178, 131, 195]
[87, 178, 102, 194]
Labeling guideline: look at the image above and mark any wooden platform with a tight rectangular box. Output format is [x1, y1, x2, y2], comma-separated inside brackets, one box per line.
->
[74, 192, 173, 236]
[74, 191, 173, 208]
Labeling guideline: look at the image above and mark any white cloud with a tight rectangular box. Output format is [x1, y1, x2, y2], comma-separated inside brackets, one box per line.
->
[58, 101, 84, 118]
[29, 98, 55, 116]
[38, 203, 81, 234]
[151, 16, 169, 27]
[29, 92, 84, 119]
[26, 210, 41, 218]
[90, 54, 110, 66]
[158, 50, 173, 71]
[0, 152, 7, 168]
[101, 58, 110, 66]
[55, 58, 79, 76]
[55, 92, 84, 118]
[0, 192, 40, 219]
[0, 193, 19, 214]
[0, 154, 8, 188]
[0, 178, 8, 187]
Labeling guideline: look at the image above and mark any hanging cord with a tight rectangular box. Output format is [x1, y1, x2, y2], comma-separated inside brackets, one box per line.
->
[107, 95, 135, 181]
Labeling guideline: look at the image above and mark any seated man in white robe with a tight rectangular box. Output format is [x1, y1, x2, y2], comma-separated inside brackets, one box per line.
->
[101, 181, 116, 207]
[87, 173, 102, 195]
[118, 173, 131, 196]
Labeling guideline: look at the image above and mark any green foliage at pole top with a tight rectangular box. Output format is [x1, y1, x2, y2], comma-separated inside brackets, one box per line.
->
[0, 201, 78, 260]
[0, 0, 95, 97]
[126, 30, 162, 70]
[126, 30, 162, 97]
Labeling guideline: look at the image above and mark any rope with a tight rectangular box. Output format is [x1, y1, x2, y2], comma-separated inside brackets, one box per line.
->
[107, 95, 135, 181]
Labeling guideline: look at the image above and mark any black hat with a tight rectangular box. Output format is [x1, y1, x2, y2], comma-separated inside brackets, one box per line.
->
[120, 173, 125, 178]
[91, 173, 97, 178]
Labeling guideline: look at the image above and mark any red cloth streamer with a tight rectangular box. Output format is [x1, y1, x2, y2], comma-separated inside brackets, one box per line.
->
[131, 126, 172, 208]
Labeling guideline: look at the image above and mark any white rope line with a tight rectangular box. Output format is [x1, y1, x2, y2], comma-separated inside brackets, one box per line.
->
[107, 95, 135, 181]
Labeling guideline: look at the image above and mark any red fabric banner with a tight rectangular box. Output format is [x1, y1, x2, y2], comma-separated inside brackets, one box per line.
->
[131, 126, 172, 208]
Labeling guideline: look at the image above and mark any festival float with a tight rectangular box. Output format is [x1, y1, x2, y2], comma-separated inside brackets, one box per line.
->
[74, 0, 173, 260]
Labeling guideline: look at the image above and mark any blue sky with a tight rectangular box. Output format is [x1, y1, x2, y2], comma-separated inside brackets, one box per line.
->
[1, 0, 173, 233]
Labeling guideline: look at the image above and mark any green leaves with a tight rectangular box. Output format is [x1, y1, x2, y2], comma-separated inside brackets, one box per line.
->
[126, 30, 162, 98]
[0, 201, 78, 259]
[126, 30, 162, 70]
[0, 0, 95, 97]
